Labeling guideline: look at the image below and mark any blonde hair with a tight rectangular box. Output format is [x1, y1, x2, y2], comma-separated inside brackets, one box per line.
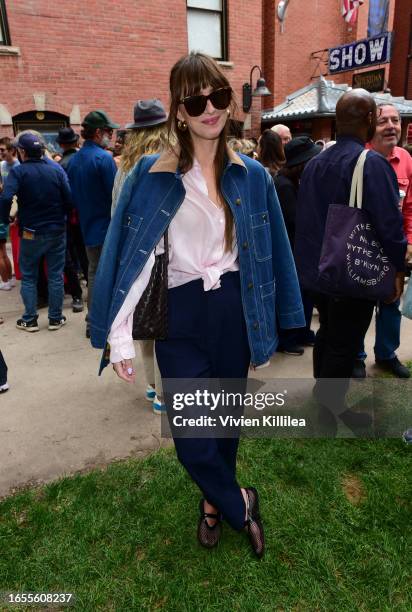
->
[120, 124, 169, 173]
[228, 138, 256, 157]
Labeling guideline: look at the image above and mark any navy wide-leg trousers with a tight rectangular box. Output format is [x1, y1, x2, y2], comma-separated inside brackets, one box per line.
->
[156, 272, 250, 531]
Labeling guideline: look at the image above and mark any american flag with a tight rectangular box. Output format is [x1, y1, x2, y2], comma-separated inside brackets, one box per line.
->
[342, 0, 364, 25]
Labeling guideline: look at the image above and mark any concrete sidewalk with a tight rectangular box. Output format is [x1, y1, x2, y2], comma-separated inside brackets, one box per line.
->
[1, 281, 412, 498]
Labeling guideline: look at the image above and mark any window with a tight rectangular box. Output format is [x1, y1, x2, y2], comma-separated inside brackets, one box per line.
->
[0, 0, 11, 46]
[187, 0, 227, 61]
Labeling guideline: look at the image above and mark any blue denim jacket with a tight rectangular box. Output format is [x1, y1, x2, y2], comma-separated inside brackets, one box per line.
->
[90, 148, 305, 373]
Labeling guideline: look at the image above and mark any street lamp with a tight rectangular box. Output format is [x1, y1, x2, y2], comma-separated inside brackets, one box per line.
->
[242, 65, 271, 113]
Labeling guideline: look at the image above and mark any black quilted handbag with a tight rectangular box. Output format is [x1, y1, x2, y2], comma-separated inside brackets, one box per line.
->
[132, 231, 168, 340]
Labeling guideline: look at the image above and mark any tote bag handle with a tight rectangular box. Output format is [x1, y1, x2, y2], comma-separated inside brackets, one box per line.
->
[349, 149, 368, 209]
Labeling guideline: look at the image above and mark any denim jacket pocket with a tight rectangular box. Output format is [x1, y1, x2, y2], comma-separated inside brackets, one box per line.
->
[119, 213, 144, 263]
[251, 211, 272, 261]
[260, 280, 277, 344]
[122, 213, 143, 231]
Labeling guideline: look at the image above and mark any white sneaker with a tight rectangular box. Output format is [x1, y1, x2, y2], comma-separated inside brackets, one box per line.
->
[0, 281, 12, 291]
[10, 277, 16, 287]
[145, 384, 156, 402]
[153, 394, 166, 415]
[0, 382, 9, 393]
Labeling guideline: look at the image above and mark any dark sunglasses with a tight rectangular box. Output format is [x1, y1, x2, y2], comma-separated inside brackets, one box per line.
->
[180, 87, 232, 117]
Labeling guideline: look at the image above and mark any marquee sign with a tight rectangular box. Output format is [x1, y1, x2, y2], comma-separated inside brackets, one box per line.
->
[329, 32, 392, 75]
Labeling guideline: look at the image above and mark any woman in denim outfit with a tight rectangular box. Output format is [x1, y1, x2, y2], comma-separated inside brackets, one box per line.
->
[91, 53, 305, 558]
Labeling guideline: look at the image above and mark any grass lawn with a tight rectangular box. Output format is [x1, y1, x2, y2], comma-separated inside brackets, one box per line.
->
[0, 438, 411, 611]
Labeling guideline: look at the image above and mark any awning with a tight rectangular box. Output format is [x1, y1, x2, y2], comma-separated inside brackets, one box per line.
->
[262, 76, 412, 122]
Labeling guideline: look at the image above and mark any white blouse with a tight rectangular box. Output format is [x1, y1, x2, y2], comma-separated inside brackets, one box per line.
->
[108, 159, 239, 363]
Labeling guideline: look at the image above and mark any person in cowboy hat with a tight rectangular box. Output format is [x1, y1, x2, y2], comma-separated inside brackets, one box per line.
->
[112, 99, 169, 212]
[112, 99, 169, 416]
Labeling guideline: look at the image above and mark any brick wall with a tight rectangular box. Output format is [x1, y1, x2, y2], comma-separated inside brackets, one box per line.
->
[0, 0, 188, 135]
[224, 0, 263, 135]
[0, 1, 407, 141]
[0, 0, 262, 137]
[262, 0, 364, 110]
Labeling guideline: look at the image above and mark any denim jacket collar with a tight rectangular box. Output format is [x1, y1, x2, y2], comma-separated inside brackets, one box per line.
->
[148, 146, 247, 174]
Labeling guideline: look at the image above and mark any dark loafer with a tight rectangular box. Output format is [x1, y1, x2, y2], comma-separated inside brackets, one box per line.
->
[197, 498, 222, 549]
[244, 487, 265, 558]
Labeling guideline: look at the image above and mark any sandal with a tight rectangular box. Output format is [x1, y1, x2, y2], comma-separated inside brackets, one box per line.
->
[197, 498, 222, 548]
[244, 487, 265, 558]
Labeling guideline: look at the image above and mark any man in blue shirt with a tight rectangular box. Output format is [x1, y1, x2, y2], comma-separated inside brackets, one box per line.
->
[67, 110, 119, 337]
[295, 89, 406, 433]
[0, 133, 72, 332]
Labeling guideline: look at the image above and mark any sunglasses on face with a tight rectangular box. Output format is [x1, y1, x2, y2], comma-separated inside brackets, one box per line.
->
[179, 87, 232, 117]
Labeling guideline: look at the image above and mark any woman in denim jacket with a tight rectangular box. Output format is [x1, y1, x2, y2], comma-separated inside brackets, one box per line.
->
[91, 53, 304, 558]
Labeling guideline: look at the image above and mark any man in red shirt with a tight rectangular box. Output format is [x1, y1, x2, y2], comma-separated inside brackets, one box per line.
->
[354, 104, 412, 378]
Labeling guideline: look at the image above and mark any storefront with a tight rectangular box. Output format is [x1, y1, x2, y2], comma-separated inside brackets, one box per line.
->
[261, 76, 412, 143]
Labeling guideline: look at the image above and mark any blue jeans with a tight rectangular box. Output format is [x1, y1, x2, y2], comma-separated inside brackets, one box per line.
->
[19, 231, 66, 321]
[358, 300, 401, 361]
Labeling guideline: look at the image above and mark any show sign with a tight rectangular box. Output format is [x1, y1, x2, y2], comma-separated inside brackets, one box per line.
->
[328, 32, 391, 75]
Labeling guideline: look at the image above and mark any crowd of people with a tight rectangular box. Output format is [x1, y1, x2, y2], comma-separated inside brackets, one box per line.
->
[1, 51, 412, 556]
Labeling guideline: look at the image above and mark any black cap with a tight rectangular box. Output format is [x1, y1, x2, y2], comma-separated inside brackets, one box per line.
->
[284, 137, 322, 168]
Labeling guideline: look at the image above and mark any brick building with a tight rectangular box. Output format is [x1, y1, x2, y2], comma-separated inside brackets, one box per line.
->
[0, 0, 410, 143]
[0, 0, 264, 144]
[262, 0, 412, 141]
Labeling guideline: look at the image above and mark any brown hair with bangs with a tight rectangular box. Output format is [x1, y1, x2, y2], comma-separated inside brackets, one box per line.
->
[168, 52, 237, 251]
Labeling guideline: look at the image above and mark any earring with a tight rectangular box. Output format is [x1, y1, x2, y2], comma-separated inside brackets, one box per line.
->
[226, 109, 231, 116]
[177, 119, 187, 131]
